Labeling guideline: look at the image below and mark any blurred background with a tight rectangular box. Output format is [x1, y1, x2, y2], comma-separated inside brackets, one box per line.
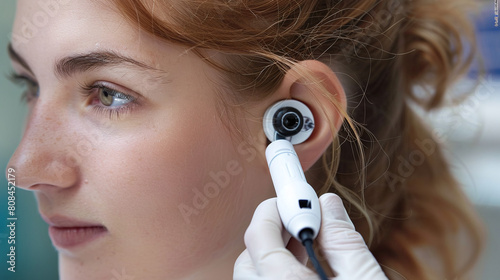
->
[0, 1, 59, 280]
[0, 0, 498, 279]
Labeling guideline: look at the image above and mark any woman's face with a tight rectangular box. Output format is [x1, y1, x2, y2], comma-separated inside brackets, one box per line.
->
[8, 0, 274, 279]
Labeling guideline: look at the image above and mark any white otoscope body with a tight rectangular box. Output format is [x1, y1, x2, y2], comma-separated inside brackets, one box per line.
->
[265, 139, 321, 240]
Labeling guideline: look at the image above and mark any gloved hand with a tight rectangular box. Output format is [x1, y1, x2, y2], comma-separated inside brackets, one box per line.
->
[233, 193, 388, 280]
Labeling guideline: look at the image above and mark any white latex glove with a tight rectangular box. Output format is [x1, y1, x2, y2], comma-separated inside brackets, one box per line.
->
[234, 193, 388, 280]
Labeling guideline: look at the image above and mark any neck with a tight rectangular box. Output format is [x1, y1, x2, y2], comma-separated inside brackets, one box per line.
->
[58, 242, 244, 280]
[181, 248, 242, 280]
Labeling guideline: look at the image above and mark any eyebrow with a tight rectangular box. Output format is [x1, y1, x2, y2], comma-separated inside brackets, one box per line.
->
[7, 43, 165, 79]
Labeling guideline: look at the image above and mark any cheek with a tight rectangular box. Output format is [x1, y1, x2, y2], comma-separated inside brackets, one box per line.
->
[80, 115, 256, 262]
[89, 127, 221, 227]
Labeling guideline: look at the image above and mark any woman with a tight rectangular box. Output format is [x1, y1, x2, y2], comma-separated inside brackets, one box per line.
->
[7, 0, 483, 279]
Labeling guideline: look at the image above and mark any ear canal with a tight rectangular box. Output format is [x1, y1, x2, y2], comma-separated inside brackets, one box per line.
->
[263, 100, 315, 145]
[273, 106, 304, 137]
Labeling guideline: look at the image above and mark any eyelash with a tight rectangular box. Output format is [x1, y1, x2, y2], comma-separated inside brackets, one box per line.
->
[81, 82, 137, 120]
[8, 71, 137, 120]
[7, 72, 39, 103]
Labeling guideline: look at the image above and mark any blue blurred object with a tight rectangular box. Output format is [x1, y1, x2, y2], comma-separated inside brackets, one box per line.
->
[469, 5, 500, 77]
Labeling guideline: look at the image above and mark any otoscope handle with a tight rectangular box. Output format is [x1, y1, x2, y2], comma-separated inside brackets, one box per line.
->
[265, 140, 321, 240]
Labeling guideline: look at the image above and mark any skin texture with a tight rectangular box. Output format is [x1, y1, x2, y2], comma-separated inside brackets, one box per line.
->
[7, 0, 345, 279]
[8, 1, 275, 279]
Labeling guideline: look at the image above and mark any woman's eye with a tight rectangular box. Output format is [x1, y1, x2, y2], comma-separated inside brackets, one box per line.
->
[84, 83, 138, 120]
[97, 86, 133, 108]
[7, 72, 40, 103]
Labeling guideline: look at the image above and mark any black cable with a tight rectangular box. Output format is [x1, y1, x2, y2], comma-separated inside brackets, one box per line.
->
[299, 228, 329, 280]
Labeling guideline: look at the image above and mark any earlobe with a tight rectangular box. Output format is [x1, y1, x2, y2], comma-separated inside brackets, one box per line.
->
[274, 60, 347, 171]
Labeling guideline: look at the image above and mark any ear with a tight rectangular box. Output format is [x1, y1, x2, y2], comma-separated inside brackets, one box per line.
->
[271, 60, 347, 171]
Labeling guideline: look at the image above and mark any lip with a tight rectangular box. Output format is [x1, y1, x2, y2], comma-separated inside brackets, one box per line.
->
[41, 215, 108, 249]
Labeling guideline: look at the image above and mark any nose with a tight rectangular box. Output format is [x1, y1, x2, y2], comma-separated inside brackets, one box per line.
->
[6, 98, 80, 192]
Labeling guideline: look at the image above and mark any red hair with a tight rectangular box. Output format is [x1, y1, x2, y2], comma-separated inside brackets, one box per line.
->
[111, 0, 484, 278]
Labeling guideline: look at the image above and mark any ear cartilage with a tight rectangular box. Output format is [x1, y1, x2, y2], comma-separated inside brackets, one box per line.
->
[263, 100, 315, 145]
[265, 139, 321, 240]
